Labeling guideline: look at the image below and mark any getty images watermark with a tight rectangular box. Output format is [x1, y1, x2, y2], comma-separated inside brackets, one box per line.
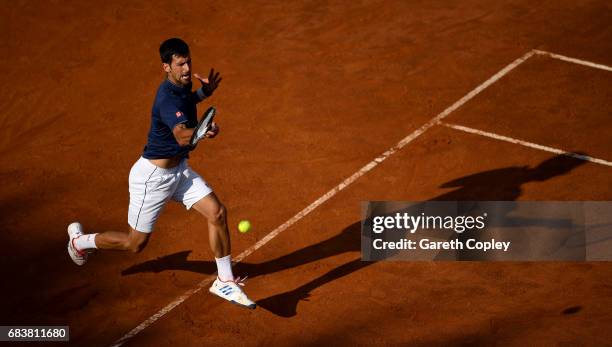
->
[370, 211, 509, 252]
[361, 201, 612, 261]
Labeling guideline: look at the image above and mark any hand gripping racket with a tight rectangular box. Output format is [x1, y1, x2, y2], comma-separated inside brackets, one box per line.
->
[190, 106, 216, 147]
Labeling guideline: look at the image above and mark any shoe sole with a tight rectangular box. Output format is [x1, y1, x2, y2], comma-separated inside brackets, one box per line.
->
[229, 300, 256, 310]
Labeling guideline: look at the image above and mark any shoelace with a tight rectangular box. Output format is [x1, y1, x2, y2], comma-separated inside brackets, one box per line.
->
[233, 276, 248, 286]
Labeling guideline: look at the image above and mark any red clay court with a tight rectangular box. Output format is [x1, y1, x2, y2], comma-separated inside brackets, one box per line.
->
[1, 1, 611, 346]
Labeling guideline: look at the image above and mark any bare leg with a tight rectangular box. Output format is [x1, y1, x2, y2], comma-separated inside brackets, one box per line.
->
[192, 193, 230, 258]
[192, 193, 255, 307]
[94, 228, 150, 253]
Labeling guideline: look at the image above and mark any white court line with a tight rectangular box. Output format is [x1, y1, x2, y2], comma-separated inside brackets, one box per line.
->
[109, 50, 535, 347]
[441, 122, 612, 167]
[534, 49, 612, 72]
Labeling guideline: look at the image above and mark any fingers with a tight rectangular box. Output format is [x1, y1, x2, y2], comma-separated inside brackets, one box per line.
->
[205, 122, 220, 138]
[208, 68, 222, 84]
[199, 68, 222, 95]
[194, 73, 209, 84]
[205, 130, 218, 138]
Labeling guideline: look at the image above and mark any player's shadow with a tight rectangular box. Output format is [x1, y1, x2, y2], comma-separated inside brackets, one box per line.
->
[122, 153, 587, 317]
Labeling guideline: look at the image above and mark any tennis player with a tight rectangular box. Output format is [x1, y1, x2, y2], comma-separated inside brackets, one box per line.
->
[67, 38, 255, 309]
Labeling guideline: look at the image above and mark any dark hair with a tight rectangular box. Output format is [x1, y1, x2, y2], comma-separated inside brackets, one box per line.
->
[159, 38, 190, 64]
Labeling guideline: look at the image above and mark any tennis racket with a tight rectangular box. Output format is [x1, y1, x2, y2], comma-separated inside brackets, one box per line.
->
[190, 106, 216, 147]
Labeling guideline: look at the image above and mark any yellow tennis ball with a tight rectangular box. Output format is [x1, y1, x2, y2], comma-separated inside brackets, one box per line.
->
[238, 220, 251, 233]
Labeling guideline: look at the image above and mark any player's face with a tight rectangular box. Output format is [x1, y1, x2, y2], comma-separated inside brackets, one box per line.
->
[164, 54, 192, 86]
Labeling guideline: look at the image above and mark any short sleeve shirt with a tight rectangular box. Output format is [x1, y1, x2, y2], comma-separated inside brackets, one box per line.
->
[142, 80, 199, 159]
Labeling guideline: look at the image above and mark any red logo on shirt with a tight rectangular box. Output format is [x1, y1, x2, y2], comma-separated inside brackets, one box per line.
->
[176, 111, 183, 118]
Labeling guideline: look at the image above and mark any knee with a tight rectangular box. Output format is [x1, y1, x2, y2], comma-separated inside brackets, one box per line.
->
[209, 204, 227, 226]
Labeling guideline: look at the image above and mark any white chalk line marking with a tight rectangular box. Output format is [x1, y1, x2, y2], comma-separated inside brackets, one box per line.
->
[441, 122, 612, 167]
[110, 50, 535, 347]
[534, 50, 612, 72]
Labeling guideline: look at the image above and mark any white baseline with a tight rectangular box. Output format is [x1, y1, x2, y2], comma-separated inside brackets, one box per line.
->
[440, 122, 612, 167]
[534, 49, 612, 72]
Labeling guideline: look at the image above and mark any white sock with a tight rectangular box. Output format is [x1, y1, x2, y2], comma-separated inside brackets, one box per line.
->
[215, 255, 234, 282]
[74, 234, 98, 251]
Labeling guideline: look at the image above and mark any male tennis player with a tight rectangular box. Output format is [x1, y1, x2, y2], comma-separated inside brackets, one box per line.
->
[67, 38, 255, 309]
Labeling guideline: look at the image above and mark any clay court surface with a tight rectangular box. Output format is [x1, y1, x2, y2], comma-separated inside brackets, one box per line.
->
[1, 1, 611, 345]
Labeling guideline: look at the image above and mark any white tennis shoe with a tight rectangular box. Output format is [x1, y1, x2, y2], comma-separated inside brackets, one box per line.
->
[67, 222, 88, 266]
[209, 277, 256, 309]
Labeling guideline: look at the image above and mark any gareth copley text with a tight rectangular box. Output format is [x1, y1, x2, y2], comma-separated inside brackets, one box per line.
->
[372, 238, 511, 252]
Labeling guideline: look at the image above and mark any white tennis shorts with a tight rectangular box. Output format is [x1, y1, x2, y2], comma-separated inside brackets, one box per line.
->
[128, 157, 213, 233]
